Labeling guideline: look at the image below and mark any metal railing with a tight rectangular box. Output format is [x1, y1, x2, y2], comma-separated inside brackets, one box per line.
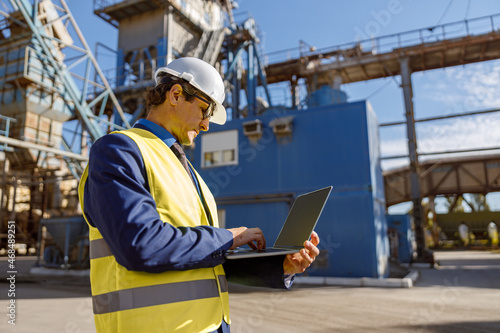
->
[263, 13, 500, 66]
[93, 0, 221, 29]
[0, 115, 16, 152]
[93, 0, 123, 11]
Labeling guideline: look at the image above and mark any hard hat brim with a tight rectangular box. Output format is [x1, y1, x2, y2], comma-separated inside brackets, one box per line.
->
[210, 100, 227, 125]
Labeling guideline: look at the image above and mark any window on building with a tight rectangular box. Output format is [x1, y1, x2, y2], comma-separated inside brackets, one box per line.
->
[201, 130, 238, 168]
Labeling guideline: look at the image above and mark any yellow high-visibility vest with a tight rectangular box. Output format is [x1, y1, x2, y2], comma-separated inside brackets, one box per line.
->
[78, 128, 230, 333]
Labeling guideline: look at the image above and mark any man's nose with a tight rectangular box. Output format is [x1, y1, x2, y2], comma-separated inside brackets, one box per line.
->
[200, 118, 210, 132]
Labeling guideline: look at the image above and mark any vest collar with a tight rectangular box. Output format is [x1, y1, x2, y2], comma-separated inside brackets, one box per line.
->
[135, 119, 177, 148]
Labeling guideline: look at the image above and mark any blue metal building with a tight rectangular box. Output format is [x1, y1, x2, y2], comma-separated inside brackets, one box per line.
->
[386, 214, 416, 264]
[189, 100, 390, 278]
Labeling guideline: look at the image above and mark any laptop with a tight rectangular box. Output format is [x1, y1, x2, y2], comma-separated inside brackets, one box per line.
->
[225, 186, 332, 259]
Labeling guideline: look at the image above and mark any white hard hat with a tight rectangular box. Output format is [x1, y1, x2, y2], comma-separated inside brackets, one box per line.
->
[154, 57, 227, 125]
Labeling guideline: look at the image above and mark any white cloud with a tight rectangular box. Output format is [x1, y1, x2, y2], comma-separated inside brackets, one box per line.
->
[380, 139, 407, 156]
[422, 62, 500, 109]
[382, 60, 500, 171]
[418, 113, 500, 152]
[381, 158, 409, 171]
[380, 112, 500, 171]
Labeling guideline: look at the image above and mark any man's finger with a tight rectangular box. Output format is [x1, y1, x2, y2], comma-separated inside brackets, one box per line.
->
[310, 231, 320, 246]
[300, 248, 313, 265]
[303, 240, 320, 258]
[246, 228, 266, 250]
[247, 241, 258, 250]
[255, 228, 266, 249]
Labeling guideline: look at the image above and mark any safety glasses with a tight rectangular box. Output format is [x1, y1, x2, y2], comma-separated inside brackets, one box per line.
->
[184, 92, 216, 120]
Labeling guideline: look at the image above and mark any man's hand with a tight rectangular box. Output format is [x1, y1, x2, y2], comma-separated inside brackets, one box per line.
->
[228, 227, 266, 250]
[283, 231, 320, 275]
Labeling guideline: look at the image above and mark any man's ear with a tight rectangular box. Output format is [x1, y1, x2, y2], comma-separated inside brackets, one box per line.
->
[169, 84, 183, 106]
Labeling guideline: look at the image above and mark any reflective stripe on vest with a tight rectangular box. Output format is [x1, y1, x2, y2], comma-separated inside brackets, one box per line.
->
[93, 276, 228, 315]
[89, 238, 229, 315]
[89, 238, 112, 260]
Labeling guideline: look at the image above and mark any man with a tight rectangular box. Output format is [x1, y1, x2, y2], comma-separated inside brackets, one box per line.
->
[78, 57, 320, 333]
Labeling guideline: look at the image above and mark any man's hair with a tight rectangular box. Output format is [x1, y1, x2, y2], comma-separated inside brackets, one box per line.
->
[144, 74, 207, 112]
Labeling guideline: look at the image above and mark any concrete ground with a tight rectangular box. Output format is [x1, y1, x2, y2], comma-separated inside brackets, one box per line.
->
[0, 250, 499, 333]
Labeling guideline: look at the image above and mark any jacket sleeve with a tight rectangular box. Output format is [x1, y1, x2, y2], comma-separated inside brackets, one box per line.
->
[82, 133, 234, 273]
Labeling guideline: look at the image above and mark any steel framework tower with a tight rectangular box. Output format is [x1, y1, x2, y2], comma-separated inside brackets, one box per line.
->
[92, 0, 271, 123]
[0, 0, 131, 178]
[0, 0, 131, 246]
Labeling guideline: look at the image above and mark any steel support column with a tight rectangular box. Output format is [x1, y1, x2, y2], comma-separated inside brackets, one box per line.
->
[428, 195, 440, 248]
[165, 5, 173, 65]
[290, 78, 299, 109]
[400, 57, 426, 261]
[247, 42, 256, 117]
[227, 47, 238, 119]
[0, 156, 6, 229]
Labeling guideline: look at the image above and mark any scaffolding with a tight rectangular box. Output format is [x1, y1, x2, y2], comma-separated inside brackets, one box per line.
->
[0, 0, 130, 258]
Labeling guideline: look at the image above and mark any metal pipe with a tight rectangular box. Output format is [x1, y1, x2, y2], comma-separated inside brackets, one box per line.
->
[86, 113, 127, 130]
[419, 147, 500, 156]
[379, 121, 406, 127]
[9, 172, 17, 221]
[382, 146, 500, 160]
[253, 40, 273, 108]
[0, 135, 88, 161]
[379, 108, 500, 127]
[381, 154, 409, 160]
[0, 156, 6, 230]
[247, 42, 255, 116]
[63, 222, 71, 268]
[416, 108, 500, 123]
[36, 212, 43, 266]
[166, 5, 173, 65]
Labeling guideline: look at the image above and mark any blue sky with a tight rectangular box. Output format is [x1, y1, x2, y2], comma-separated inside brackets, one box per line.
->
[232, 0, 500, 212]
[66, 0, 500, 212]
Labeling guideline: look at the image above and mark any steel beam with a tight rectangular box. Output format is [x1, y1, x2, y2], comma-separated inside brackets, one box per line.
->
[246, 42, 255, 116]
[0, 135, 88, 161]
[400, 56, 426, 261]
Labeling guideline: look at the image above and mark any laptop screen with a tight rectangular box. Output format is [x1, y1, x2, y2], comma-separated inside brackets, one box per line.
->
[274, 186, 332, 248]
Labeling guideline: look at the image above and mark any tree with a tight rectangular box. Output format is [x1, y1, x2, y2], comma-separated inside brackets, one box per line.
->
[464, 194, 490, 212]
[444, 195, 465, 213]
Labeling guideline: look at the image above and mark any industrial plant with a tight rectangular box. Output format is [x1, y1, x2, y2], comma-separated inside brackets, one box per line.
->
[1, 0, 499, 284]
[2, 1, 500, 332]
